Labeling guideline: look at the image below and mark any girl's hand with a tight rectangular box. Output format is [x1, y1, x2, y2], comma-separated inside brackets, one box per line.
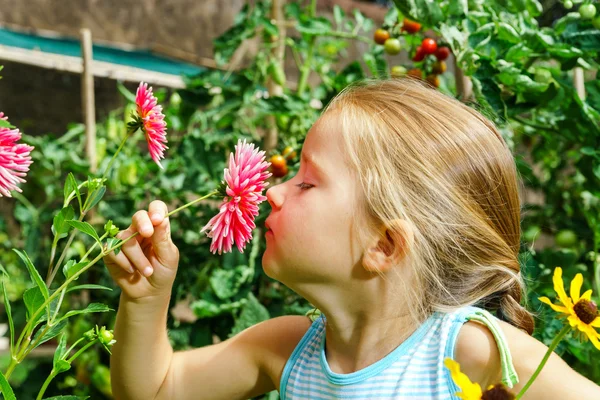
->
[103, 200, 179, 301]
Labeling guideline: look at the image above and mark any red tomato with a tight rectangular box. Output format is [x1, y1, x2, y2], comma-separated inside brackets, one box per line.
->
[412, 46, 425, 62]
[401, 18, 421, 34]
[434, 46, 451, 61]
[421, 38, 438, 54]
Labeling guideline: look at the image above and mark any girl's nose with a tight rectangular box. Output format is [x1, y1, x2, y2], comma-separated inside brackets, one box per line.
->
[266, 185, 284, 210]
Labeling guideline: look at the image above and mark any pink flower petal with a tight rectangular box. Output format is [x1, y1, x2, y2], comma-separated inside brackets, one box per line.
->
[135, 82, 168, 168]
[201, 139, 272, 254]
[0, 113, 34, 197]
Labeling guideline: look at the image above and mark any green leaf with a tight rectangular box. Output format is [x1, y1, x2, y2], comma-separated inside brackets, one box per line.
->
[53, 333, 69, 368]
[333, 5, 345, 27]
[64, 173, 82, 211]
[105, 237, 122, 256]
[84, 186, 106, 212]
[23, 286, 46, 326]
[2, 282, 14, 354]
[0, 371, 16, 400]
[14, 249, 49, 300]
[210, 265, 254, 300]
[297, 16, 332, 36]
[32, 320, 68, 349]
[43, 396, 89, 400]
[67, 221, 101, 244]
[51, 206, 75, 239]
[65, 284, 113, 294]
[563, 30, 600, 51]
[53, 360, 72, 374]
[117, 81, 136, 103]
[62, 260, 88, 281]
[57, 303, 112, 324]
[229, 293, 270, 337]
[104, 220, 119, 237]
[393, 0, 445, 26]
[0, 119, 14, 129]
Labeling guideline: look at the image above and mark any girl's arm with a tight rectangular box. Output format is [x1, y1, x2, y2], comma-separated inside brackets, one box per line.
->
[154, 314, 312, 400]
[456, 320, 600, 399]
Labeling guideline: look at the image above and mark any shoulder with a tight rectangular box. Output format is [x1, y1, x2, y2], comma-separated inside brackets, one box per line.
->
[456, 318, 600, 398]
[244, 315, 314, 390]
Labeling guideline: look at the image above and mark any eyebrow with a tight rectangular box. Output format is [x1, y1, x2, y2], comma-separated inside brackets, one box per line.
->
[301, 152, 324, 175]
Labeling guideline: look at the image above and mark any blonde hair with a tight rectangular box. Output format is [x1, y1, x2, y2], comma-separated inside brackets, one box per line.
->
[325, 78, 534, 334]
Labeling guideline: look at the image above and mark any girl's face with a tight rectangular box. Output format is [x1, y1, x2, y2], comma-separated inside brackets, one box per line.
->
[262, 113, 369, 289]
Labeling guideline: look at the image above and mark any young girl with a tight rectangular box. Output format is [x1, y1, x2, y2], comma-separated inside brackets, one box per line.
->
[104, 78, 600, 400]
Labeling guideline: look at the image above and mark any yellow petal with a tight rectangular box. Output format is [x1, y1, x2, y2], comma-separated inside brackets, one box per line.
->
[568, 314, 581, 328]
[591, 317, 600, 328]
[570, 273, 583, 303]
[580, 289, 593, 301]
[553, 267, 572, 308]
[539, 297, 570, 314]
[588, 331, 600, 351]
[444, 358, 482, 400]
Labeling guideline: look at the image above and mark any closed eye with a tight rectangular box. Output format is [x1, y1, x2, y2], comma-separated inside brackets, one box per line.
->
[296, 182, 314, 190]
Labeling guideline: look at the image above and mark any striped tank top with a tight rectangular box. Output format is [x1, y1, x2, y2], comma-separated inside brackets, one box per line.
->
[279, 306, 518, 399]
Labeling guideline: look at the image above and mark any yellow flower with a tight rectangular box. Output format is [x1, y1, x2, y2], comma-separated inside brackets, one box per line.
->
[539, 267, 600, 350]
[444, 358, 482, 400]
[444, 358, 515, 400]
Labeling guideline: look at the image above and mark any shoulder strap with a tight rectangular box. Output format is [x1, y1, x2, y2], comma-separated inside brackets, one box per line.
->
[466, 308, 519, 388]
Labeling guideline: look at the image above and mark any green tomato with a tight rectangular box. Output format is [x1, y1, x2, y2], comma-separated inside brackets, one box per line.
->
[593, 15, 600, 28]
[564, 0, 573, 9]
[579, 3, 597, 19]
[391, 65, 407, 77]
[555, 229, 578, 248]
[384, 38, 402, 55]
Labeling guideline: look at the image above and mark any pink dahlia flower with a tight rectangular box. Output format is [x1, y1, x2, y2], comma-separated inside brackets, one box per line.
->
[0, 113, 34, 197]
[135, 82, 168, 168]
[201, 139, 272, 254]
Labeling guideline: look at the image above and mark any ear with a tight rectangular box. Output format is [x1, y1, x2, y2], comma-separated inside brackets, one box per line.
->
[362, 219, 414, 274]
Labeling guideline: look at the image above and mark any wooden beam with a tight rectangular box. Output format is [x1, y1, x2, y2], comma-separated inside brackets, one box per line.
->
[0, 44, 186, 88]
[81, 29, 97, 173]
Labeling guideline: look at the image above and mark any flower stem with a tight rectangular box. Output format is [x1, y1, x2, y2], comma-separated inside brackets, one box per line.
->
[101, 129, 134, 183]
[515, 325, 571, 399]
[166, 191, 219, 217]
[66, 339, 97, 363]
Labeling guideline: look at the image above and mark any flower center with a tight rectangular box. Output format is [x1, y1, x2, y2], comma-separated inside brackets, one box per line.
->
[481, 384, 515, 400]
[573, 299, 598, 324]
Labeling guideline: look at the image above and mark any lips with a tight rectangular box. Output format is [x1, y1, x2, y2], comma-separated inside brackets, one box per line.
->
[265, 218, 273, 234]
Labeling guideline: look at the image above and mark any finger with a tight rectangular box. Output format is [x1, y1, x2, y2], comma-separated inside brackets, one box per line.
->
[132, 210, 154, 238]
[148, 200, 169, 226]
[104, 247, 135, 274]
[117, 228, 154, 277]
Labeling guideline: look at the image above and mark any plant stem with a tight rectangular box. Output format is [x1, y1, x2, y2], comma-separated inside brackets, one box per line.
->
[515, 325, 570, 399]
[5, 357, 18, 379]
[166, 191, 219, 217]
[47, 213, 86, 287]
[297, 0, 317, 96]
[325, 31, 371, 43]
[81, 232, 109, 263]
[66, 339, 97, 363]
[101, 130, 132, 183]
[51, 288, 67, 322]
[36, 371, 57, 400]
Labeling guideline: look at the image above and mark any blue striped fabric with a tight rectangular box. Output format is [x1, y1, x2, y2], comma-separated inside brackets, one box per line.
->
[279, 306, 502, 399]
